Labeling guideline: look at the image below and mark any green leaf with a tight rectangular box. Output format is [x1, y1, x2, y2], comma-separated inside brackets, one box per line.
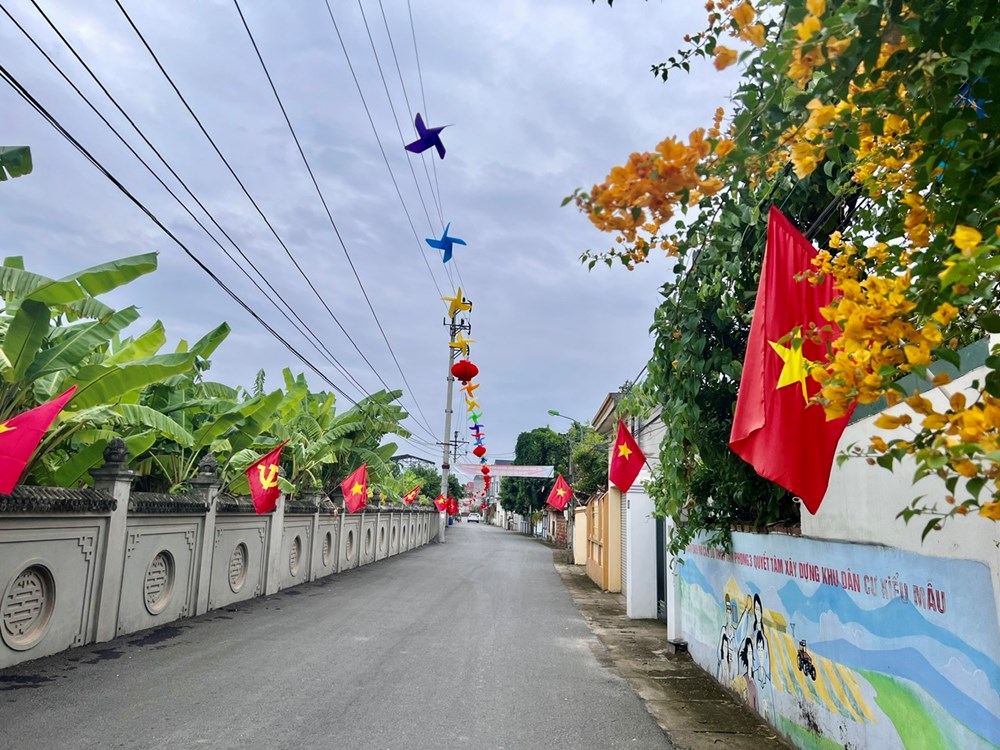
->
[981, 312, 1000, 333]
[2, 299, 50, 382]
[934, 346, 960, 370]
[113, 403, 194, 447]
[26, 306, 141, 381]
[966, 476, 986, 500]
[61, 252, 158, 297]
[67, 353, 197, 409]
[940, 119, 967, 138]
[0, 146, 32, 180]
[190, 322, 230, 359]
[53, 441, 107, 487]
[920, 517, 941, 542]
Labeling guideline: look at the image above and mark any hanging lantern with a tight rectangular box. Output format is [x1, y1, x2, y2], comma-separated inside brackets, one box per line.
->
[450, 359, 479, 383]
[481, 466, 490, 475]
[473, 445, 486, 458]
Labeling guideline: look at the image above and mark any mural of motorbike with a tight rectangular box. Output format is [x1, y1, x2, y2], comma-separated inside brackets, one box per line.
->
[797, 640, 817, 681]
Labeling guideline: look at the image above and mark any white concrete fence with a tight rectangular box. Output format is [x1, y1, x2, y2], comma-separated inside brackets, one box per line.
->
[0, 440, 439, 670]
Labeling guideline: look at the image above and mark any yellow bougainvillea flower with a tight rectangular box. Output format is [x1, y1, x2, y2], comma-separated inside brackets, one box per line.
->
[932, 302, 959, 326]
[806, 0, 826, 15]
[715, 140, 737, 158]
[714, 46, 739, 70]
[826, 36, 851, 57]
[791, 141, 824, 178]
[731, 1, 755, 28]
[950, 225, 982, 255]
[742, 23, 767, 47]
[797, 15, 822, 41]
[874, 413, 912, 429]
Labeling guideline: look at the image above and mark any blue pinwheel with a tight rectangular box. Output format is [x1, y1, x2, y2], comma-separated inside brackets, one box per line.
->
[404, 113, 447, 159]
[426, 223, 467, 263]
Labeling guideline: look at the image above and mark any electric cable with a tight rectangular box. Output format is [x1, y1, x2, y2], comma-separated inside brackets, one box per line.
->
[233, 0, 441, 442]
[9, 1, 372, 399]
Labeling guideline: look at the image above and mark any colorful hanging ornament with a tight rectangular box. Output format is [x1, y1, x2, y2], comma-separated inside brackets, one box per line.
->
[449, 333, 475, 356]
[404, 113, 448, 159]
[426, 223, 466, 263]
[441, 288, 472, 319]
[473, 445, 486, 458]
[451, 359, 478, 383]
[481, 466, 490, 475]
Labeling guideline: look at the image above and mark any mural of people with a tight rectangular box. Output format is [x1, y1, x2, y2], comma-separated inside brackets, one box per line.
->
[716, 632, 734, 684]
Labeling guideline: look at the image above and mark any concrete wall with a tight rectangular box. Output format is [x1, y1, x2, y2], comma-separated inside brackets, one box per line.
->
[680, 531, 1000, 750]
[0, 451, 439, 670]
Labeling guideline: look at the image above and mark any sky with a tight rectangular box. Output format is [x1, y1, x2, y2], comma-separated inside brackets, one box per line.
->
[1, 0, 740, 472]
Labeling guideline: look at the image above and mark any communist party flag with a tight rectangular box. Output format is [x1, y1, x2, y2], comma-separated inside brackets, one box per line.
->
[546, 474, 573, 511]
[340, 464, 368, 513]
[246, 440, 287, 514]
[402, 485, 421, 505]
[433, 494, 448, 511]
[729, 206, 854, 514]
[608, 419, 645, 493]
[0, 386, 77, 495]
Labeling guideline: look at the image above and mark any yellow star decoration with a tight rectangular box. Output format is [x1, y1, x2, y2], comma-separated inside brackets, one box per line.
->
[449, 333, 475, 356]
[0, 422, 14, 434]
[768, 338, 811, 403]
[441, 288, 472, 319]
[351, 482, 364, 496]
[555, 488, 566, 497]
[616, 442, 633, 460]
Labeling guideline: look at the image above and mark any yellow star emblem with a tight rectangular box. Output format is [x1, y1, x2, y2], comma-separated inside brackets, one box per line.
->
[351, 482, 364, 496]
[441, 288, 472, 319]
[556, 488, 566, 497]
[0, 422, 14, 434]
[768, 337, 811, 403]
[616, 442, 632, 460]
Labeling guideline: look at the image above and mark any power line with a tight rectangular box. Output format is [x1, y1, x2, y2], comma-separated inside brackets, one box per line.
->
[0, 61, 361, 405]
[232, 0, 440, 442]
[322, 0, 452, 300]
[406, 0, 444, 232]
[9, 0, 372, 400]
[113, 0, 397, 398]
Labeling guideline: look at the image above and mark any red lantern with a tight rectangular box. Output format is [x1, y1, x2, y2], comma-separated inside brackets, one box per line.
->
[473, 445, 486, 458]
[450, 359, 479, 383]
[481, 466, 490, 475]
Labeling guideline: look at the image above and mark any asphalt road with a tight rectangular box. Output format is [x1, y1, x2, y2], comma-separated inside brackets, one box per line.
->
[0, 523, 672, 750]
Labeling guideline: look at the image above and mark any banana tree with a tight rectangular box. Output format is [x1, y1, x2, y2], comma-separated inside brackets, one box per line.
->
[0, 147, 31, 181]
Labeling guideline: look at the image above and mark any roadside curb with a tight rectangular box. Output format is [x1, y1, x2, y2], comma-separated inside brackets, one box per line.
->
[555, 561, 794, 750]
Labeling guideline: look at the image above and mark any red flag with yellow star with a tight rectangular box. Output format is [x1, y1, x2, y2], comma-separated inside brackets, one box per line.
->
[729, 206, 854, 514]
[433, 494, 448, 511]
[247, 441, 287, 514]
[341, 464, 368, 513]
[402, 485, 421, 505]
[546, 474, 573, 511]
[608, 419, 645, 493]
[0, 386, 77, 495]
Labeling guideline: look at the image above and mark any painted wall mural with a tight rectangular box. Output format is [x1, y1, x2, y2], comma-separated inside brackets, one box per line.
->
[680, 532, 1000, 750]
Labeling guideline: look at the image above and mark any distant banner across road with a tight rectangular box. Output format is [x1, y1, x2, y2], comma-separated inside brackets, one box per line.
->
[454, 464, 554, 478]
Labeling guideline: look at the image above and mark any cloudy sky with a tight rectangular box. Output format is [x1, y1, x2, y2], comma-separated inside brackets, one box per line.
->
[1, 0, 739, 470]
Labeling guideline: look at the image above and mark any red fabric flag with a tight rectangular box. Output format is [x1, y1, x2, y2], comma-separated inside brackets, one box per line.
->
[434, 494, 448, 511]
[0, 386, 77, 495]
[340, 464, 368, 513]
[546, 474, 573, 511]
[246, 441, 287, 514]
[447, 496, 458, 515]
[402, 485, 421, 505]
[608, 419, 645, 493]
[729, 206, 854, 514]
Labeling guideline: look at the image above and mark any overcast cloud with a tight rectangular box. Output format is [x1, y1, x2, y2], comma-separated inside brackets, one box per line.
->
[1, 0, 739, 469]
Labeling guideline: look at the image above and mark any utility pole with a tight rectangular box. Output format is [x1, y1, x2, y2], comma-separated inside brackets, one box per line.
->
[439, 295, 472, 542]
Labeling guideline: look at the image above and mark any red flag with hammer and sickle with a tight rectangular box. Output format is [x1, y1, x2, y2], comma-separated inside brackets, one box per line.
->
[247, 441, 287, 514]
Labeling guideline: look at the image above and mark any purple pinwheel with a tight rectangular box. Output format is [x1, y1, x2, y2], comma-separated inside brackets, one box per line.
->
[404, 113, 447, 159]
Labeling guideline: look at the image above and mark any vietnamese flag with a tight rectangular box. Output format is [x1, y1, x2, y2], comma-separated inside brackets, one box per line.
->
[246, 441, 287, 514]
[402, 485, 421, 505]
[447, 496, 458, 515]
[340, 464, 368, 513]
[0, 386, 77, 495]
[729, 206, 854, 514]
[433, 494, 448, 511]
[546, 474, 573, 511]
[608, 419, 645, 492]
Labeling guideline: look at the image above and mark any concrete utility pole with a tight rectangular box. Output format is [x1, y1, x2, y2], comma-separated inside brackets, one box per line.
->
[439, 297, 472, 542]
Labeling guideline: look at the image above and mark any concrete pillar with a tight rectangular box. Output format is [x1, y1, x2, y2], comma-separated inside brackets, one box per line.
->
[625, 487, 658, 619]
[264, 493, 286, 595]
[308, 494, 321, 582]
[89, 439, 135, 643]
[664, 517, 684, 643]
[190, 454, 220, 616]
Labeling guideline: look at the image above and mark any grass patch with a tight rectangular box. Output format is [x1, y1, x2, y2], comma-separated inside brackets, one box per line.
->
[859, 670, 946, 750]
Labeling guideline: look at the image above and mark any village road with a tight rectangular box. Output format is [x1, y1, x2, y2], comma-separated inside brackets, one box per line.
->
[0, 523, 672, 749]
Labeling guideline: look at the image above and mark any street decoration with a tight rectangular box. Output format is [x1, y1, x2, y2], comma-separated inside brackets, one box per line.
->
[451, 359, 478, 383]
[0, 386, 77, 495]
[340, 463, 369, 513]
[247, 440, 288, 514]
[434, 494, 448, 512]
[402, 485, 421, 504]
[608, 419, 645, 493]
[425, 223, 466, 263]
[546, 474, 573, 511]
[404, 113, 447, 159]
[729, 208, 853, 515]
[442, 287, 472, 318]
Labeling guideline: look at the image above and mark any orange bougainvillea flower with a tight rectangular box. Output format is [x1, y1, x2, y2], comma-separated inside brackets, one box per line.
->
[714, 46, 739, 70]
